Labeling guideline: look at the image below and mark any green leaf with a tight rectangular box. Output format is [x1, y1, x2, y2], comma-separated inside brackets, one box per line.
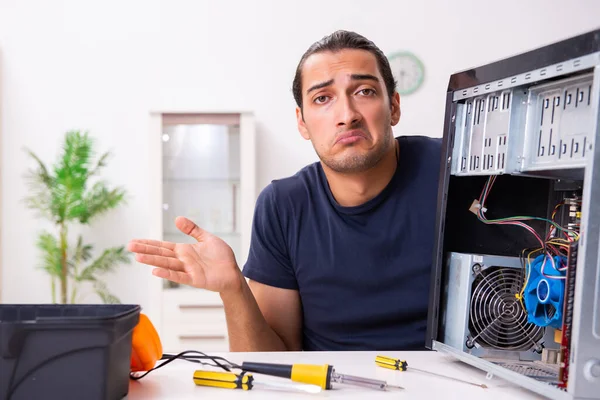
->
[24, 130, 127, 225]
[87, 151, 110, 178]
[77, 181, 126, 224]
[76, 246, 131, 282]
[35, 232, 62, 277]
[23, 149, 56, 220]
[52, 131, 95, 222]
[24, 149, 53, 187]
[94, 280, 121, 304]
[70, 235, 93, 266]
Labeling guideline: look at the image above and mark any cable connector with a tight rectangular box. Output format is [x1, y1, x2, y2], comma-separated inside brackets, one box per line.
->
[469, 199, 487, 215]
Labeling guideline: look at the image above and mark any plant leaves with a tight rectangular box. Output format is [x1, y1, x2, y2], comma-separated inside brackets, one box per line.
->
[93, 280, 121, 304]
[53, 130, 95, 222]
[35, 232, 62, 277]
[23, 149, 56, 220]
[76, 246, 131, 282]
[24, 129, 130, 305]
[78, 181, 126, 224]
[70, 235, 93, 268]
[24, 130, 127, 225]
[87, 151, 110, 178]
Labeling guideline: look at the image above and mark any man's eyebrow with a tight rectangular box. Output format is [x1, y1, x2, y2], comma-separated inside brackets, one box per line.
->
[351, 74, 379, 82]
[305, 74, 380, 95]
[306, 79, 334, 95]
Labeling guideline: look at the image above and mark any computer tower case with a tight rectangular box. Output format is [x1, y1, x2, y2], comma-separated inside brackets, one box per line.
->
[426, 28, 600, 400]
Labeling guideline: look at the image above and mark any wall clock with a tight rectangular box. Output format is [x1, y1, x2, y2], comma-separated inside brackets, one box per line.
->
[387, 51, 425, 95]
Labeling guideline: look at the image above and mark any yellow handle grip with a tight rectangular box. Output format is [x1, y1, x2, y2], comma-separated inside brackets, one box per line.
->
[193, 370, 254, 390]
[375, 355, 408, 371]
[290, 364, 332, 389]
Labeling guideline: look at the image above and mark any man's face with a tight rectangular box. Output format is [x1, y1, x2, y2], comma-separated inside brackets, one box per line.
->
[296, 49, 401, 174]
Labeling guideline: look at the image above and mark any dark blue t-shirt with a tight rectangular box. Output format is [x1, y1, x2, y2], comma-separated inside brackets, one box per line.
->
[242, 135, 442, 351]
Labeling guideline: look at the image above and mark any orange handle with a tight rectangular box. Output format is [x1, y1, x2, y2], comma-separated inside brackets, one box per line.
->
[130, 313, 163, 372]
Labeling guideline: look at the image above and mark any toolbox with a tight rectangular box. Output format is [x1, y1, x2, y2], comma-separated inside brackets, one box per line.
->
[0, 304, 140, 400]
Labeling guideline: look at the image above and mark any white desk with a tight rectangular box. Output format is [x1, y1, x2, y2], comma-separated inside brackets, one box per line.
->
[127, 350, 546, 399]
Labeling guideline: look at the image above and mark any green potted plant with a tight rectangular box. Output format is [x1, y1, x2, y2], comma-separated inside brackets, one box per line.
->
[23, 130, 131, 304]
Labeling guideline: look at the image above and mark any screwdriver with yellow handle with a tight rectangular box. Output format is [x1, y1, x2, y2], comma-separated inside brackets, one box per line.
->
[193, 370, 254, 390]
[239, 361, 404, 391]
[193, 370, 322, 393]
[375, 355, 488, 389]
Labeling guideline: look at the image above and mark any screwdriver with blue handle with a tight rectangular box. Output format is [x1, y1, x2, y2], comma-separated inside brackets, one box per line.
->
[239, 361, 404, 391]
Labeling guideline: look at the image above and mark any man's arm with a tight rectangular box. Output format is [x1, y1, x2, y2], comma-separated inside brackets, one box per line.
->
[220, 273, 302, 351]
[127, 177, 302, 352]
[221, 182, 302, 351]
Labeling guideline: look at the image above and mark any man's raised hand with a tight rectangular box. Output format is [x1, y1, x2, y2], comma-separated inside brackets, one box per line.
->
[128, 216, 242, 294]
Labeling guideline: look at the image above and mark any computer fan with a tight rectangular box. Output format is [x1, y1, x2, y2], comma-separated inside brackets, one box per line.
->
[523, 254, 566, 329]
[441, 253, 550, 358]
[468, 266, 544, 351]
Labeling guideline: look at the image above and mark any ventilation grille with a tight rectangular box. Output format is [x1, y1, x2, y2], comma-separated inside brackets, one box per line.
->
[493, 361, 559, 382]
[468, 267, 544, 351]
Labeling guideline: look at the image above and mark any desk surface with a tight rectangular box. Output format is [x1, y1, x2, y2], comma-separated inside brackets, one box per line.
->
[127, 350, 546, 399]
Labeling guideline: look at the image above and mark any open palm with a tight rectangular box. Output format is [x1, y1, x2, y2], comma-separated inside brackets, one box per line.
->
[128, 216, 241, 293]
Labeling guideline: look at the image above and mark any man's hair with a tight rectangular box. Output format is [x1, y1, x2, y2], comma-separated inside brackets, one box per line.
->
[292, 30, 397, 110]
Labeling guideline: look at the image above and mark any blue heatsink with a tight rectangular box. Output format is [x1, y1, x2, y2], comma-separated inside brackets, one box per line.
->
[523, 254, 567, 329]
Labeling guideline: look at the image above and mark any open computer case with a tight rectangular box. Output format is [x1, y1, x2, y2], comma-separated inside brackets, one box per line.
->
[426, 28, 600, 400]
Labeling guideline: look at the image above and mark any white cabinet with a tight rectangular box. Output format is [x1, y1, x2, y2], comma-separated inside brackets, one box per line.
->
[161, 289, 229, 353]
[147, 112, 256, 353]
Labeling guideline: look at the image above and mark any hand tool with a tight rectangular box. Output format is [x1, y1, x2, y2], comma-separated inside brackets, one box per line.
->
[192, 370, 322, 393]
[375, 355, 488, 389]
[240, 361, 404, 391]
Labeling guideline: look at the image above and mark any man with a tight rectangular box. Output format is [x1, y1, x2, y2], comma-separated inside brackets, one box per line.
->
[128, 30, 442, 351]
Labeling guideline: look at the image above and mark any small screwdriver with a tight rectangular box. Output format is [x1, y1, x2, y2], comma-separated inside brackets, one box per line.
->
[192, 370, 322, 393]
[240, 361, 404, 391]
[375, 355, 488, 389]
[193, 370, 254, 390]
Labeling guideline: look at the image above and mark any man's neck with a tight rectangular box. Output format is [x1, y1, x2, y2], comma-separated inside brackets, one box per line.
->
[322, 139, 399, 207]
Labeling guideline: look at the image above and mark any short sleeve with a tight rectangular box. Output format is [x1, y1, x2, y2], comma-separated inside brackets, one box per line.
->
[242, 184, 298, 290]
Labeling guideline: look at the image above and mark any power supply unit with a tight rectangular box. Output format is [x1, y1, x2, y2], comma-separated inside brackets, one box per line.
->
[426, 28, 600, 400]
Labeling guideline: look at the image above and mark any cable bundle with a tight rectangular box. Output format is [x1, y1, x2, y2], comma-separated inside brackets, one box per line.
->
[474, 176, 579, 248]
[473, 176, 580, 320]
